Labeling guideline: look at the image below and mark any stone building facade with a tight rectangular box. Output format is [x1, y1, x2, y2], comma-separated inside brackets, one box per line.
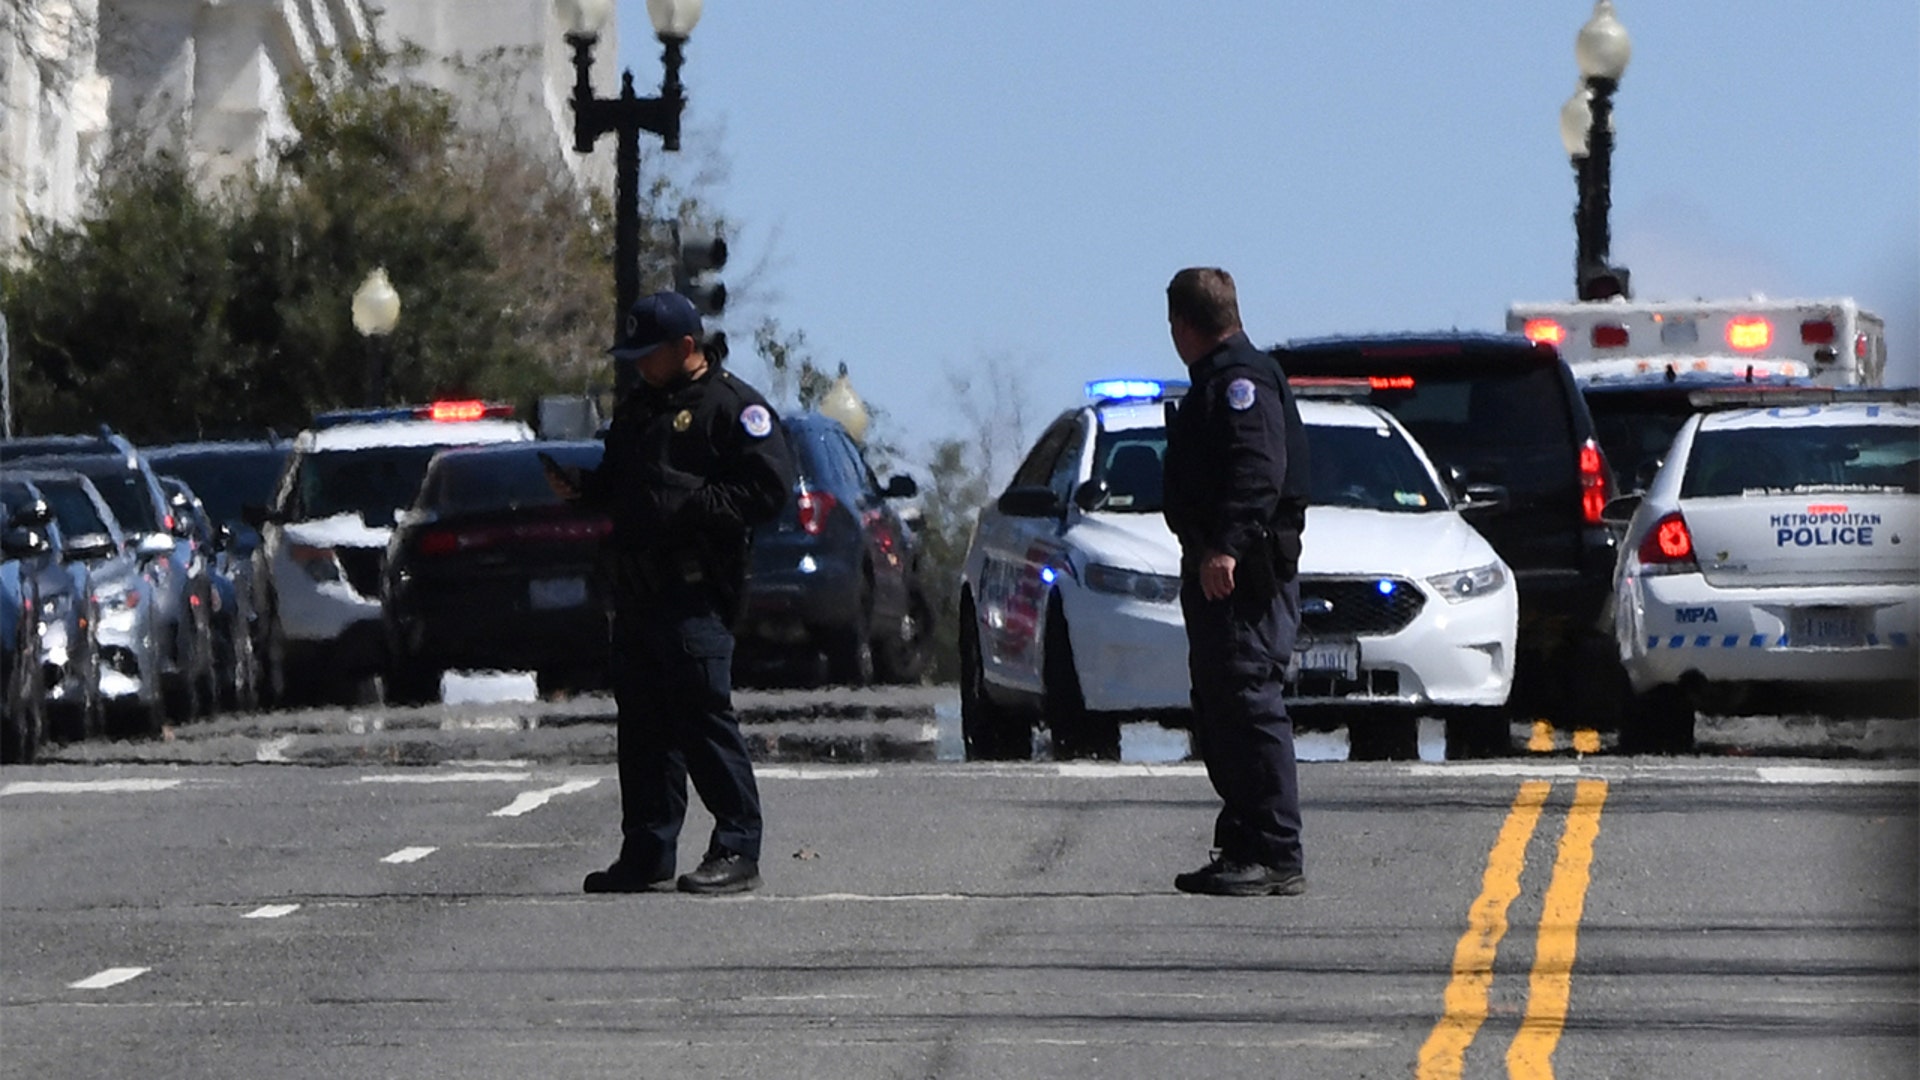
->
[0, 0, 615, 252]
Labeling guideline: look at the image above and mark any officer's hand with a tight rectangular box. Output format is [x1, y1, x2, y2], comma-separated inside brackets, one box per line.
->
[1201, 552, 1236, 601]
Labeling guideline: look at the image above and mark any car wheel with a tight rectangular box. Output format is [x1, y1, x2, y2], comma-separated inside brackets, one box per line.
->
[105, 694, 165, 741]
[162, 668, 203, 724]
[1348, 714, 1420, 761]
[1443, 707, 1512, 760]
[873, 588, 934, 685]
[385, 657, 442, 707]
[1044, 600, 1118, 761]
[1619, 685, 1695, 755]
[960, 600, 1031, 761]
[227, 619, 260, 714]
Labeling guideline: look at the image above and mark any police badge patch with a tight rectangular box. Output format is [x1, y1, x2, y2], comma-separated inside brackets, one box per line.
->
[741, 404, 773, 438]
[1226, 378, 1256, 411]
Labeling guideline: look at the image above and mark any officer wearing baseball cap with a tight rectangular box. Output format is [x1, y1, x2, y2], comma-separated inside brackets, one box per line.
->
[548, 290, 795, 895]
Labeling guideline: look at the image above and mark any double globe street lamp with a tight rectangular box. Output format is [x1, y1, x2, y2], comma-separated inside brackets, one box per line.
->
[1559, 0, 1633, 301]
[555, 0, 705, 348]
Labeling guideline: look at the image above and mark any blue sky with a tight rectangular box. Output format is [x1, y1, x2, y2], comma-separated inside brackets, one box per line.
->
[618, 2, 1919, 455]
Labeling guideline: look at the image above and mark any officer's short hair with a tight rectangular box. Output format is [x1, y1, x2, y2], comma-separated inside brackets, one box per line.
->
[1167, 268, 1243, 337]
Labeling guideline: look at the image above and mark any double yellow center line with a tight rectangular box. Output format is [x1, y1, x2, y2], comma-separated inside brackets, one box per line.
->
[1417, 779, 1610, 1080]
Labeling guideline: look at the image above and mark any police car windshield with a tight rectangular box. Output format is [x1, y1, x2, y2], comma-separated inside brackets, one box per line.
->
[1305, 423, 1446, 512]
[297, 446, 445, 526]
[1090, 431, 1168, 512]
[1682, 426, 1920, 498]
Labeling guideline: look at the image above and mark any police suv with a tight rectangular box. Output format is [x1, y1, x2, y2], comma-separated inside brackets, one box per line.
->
[1606, 391, 1919, 752]
[958, 380, 1517, 761]
[249, 402, 534, 705]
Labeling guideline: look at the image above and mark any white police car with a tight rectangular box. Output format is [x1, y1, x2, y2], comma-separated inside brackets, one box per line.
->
[252, 402, 534, 705]
[957, 380, 1517, 761]
[1608, 395, 1920, 752]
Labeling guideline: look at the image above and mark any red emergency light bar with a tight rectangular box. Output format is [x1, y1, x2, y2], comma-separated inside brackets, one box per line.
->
[1522, 318, 1565, 346]
[1800, 319, 1836, 346]
[1592, 324, 1629, 349]
[426, 400, 511, 422]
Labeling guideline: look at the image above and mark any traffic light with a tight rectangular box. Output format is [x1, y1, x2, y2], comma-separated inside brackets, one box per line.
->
[673, 223, 728, 318]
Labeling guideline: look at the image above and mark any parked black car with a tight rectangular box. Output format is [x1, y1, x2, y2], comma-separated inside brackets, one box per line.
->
[159, 476, 261, 712]
[0, 479, 100, 746]
[145, 440, 289, 667]
[1, 431, 217, 721]
[382, 440, 612, 704]
[737, 411, 933, 686]
[1280, 332, 1624, 743]
[2, 489, 54, 761]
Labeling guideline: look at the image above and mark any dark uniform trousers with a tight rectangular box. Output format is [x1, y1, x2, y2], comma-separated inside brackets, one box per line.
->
[1180, 572, 1304, 873]
[611, 597, 762, 880]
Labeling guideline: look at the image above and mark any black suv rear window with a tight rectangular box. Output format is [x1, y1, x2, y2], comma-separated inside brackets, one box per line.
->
[1366, 366, 1574, 461]
[421, 444, 604, 515]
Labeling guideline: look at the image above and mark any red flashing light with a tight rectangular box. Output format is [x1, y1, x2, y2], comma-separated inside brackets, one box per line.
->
[1638, 511, 1696, 566]
[1725, 317, 1773, 352]
[1799, 319, 1836, 346]
[1578, 440, 1610, 526]
[1368, 375, 1416, 390]
[429, 400, 489, 422]
[1591, 324, 1629, 349]
[1522, 318, 1566, 346]
[1856, 334, 1869, 361]
[796, 489, 837, 536]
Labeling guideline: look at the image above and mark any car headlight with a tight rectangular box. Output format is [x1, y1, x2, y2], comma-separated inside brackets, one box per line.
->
[1425, 562, 1507, 603]
[1084, 562, 1182, 603]
[289, 543, 343, 584]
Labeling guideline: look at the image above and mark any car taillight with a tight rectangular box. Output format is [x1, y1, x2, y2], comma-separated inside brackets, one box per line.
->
[417, 529, 461, 556]
[1800, 319, 1836, 346]
[415, 518, 610, 556]
[796, 489, 837, 536]
[1637, 511, 1697, 571]
[1578, 439, 1611, 526]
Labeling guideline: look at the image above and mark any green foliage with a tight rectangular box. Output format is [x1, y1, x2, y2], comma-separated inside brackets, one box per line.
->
[0, 39, 643, 440]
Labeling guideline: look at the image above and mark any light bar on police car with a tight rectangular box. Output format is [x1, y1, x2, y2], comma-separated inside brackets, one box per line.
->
[1084, 379, 1186, 401]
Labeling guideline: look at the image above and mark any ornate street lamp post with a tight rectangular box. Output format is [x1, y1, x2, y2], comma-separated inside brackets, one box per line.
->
[1560, 0, 1632, 301]
[555, 0, 704, 350]
[352, 266, 401, 405]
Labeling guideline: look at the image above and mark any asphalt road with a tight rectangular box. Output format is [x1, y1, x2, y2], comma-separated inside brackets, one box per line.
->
[3, 747, 1916, 1078]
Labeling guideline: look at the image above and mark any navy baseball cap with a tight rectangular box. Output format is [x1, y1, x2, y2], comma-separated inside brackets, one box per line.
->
[610, 290, 702, 357]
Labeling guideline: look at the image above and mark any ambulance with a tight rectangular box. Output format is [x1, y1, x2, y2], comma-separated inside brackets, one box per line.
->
[1508, 297, 1887, 388]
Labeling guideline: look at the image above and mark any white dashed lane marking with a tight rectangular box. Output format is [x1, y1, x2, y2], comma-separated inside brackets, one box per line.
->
[491, 778, 599, 817]
[70, 967, 149, 990]
[243, 904, 301, 919]
[1, 779, 182, 796]
[380, 847, 437, 864]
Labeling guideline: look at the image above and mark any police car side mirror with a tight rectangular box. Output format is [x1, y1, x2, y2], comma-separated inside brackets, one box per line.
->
[1456, 483, 1508, 518]
[1072, 479, 1111, 513]
[1600, 493, 1642, 528]
[883, 475, 918, 499]
[996, 485, 1065, 519]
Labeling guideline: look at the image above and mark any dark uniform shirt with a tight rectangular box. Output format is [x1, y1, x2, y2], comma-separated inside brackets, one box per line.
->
[1163, 331, 1310, 577]
[579, 366, 795, 619]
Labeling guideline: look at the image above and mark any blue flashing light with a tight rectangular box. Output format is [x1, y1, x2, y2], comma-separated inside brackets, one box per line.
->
[1376, 579, 1397, 596]
[1086, 378, 1186, 402]
[1040, 566, 1058, 585]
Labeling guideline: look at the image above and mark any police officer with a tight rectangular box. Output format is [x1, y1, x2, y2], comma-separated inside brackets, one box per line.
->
[1160, 267, 1311, 897]
[549, 290, 795, 895]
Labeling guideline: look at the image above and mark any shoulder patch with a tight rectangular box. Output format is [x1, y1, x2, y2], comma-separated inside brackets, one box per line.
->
[740, 403, 773, 439]
[1226, 378, 1257, 411]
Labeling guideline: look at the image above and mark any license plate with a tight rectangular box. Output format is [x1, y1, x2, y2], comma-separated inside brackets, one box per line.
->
[1295, 641, 1359, 679]
[1790, 607, 1864, 648]
[529, 577, 588, 610]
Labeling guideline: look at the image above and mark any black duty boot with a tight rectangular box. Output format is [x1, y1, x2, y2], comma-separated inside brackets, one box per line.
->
[1175, 854, 1305, 897]
[677, 851, 761, 895]
[583, 862, 674, 894]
